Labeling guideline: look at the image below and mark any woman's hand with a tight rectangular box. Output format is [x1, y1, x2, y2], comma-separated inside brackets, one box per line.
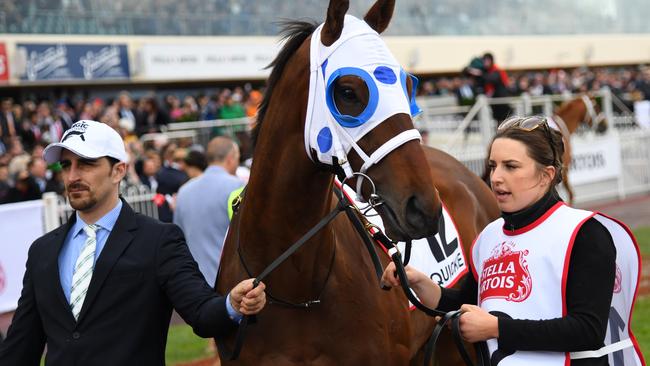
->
[458, 304, 499, 342]
[380, 262, 442, 309]
[380, 262, 427, 290]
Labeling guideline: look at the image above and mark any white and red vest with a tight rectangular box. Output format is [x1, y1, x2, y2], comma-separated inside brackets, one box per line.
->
[471, 202, 645, 366]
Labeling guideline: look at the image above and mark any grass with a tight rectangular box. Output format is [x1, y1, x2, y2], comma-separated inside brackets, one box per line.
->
[634, 226, 650, 256]
[163, 227, 650, 364]
[633, 296, 650, 358]
[166, 325, 212, 365]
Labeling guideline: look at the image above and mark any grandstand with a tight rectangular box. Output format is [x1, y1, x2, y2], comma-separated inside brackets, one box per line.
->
[1, 0, 649, 36]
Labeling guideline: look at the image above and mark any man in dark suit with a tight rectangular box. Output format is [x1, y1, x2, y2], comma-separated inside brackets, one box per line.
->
[0, 97, 23, 144]
[155, 143, 188, 222]
[0, 120, 266, 366]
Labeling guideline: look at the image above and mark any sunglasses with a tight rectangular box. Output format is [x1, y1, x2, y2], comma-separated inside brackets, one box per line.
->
[497, 116, 557, 165]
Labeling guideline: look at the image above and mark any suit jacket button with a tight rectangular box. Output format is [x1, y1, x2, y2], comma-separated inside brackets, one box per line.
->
[72, 332, 81, 340]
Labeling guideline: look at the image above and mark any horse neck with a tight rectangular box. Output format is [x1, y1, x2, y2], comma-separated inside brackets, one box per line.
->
[239, 113, 336, 277]
[556, 103, 584, 134]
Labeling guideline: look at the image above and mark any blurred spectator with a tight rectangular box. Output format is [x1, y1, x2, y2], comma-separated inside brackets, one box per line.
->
[174, 136, 243, 287]
[136, 97, 170, 136]
[27, 158, 48, 193]
[55, 99, 75, 129]
[219, 94, 246, 120]
[0, 98, 24, 144]
[245, 90, 263, 117]
[37, 102, 62, 144]
[44, 169, 65, 195]
[7, 138, 31, 177]
[464, 52, 512, 123]
[155, 142, 188, 222]
[166, 95, 183, 121]
[2, 170, 41, 203]
[139, 155, 160, 192]
[183, 150, 207, 179]
[198, 94, 217, 121]
[0, 163, 9, 202]
[117, 91, 137, 127]
[453, 76, 475, 106]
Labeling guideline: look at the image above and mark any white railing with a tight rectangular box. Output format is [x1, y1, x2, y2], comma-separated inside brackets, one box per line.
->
[43, 185, 158, 231]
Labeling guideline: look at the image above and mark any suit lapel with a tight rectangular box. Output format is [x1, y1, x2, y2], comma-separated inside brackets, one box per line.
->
[76, 202, 138, 324]
[47, 217, 78, 324]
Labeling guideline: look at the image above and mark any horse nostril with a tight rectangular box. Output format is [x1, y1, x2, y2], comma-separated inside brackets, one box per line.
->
[405, 195, 429, 231]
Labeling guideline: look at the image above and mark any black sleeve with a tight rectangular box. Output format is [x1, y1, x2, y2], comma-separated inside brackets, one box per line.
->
[483, 70, 503, 84]
[437, 268, 479, 311]
[156, 224, 238, 338]
[0, 243, 46, 366]
[497, 218, 616, 356]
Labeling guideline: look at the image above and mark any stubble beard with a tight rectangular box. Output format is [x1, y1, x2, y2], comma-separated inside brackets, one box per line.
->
[68, 192, 98, 212]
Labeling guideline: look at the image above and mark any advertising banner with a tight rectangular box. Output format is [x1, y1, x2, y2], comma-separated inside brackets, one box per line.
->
[0, 200, 45, 313]
[0, 43, 9, 82]
[17, 43, 130, 81]
[139, 43, 279, 80]
[569, 133, 622, 185]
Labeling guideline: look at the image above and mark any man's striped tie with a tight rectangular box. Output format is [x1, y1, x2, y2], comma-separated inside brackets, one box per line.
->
[70, 224, 98, 320]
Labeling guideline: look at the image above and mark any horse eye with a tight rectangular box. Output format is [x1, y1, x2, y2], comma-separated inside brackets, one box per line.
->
[336, 85, 359, 103]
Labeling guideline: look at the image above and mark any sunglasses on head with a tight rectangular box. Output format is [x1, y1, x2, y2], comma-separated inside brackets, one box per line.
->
[498, 116, 557, 165]
[498, 116, 548, 132]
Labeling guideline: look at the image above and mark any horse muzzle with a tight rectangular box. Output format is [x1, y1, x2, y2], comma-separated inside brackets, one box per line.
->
[377, 194, 441, 240]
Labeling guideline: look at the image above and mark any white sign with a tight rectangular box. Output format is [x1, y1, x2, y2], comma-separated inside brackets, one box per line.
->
[0, 200, 45, 313]
[394, 206, 467, 289]
[568, 133, 622, 185]
[633, 100, 650, 129]
[139, 43, 280, 80]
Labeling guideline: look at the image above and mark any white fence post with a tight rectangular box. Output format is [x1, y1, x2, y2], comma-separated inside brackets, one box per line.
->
[42, 192, 60, 232]
[478, 95, 494, 147]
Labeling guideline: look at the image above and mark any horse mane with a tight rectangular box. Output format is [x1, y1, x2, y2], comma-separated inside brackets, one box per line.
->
[252, 20, 318, 149]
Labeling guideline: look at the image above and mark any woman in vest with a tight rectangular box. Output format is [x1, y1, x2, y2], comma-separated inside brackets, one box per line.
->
[382, 116, 644, 366]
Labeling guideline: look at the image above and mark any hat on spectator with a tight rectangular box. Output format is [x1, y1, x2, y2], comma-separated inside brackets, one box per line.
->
[43, 120, 128, 164]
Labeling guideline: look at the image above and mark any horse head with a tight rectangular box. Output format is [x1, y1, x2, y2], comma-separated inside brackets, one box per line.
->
[305, 0, 441, 240]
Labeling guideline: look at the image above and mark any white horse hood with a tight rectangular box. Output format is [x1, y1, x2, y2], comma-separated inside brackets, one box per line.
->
[304, 15, 421, 183]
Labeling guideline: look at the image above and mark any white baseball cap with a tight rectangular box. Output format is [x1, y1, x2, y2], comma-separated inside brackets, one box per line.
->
[43, 120, 128, 164]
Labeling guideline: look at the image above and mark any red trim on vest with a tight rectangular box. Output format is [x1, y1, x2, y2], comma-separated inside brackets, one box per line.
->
[469, 234, 481, 281]
[561, 211, 595, 366]
[502, 201, 565, 236]
[561, 213, 595, 315]
[595, 212, 647, 365]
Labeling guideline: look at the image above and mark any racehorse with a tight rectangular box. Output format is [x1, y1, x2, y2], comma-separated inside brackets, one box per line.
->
[551, 94, 607, 204]
[215, 0, 499, 364]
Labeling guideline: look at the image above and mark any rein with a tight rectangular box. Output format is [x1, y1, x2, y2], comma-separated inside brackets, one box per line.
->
[371, 228, 490, 366]
[216, 183, 386, 361]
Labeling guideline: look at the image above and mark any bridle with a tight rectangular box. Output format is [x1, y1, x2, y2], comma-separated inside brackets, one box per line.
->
[580, 95, 606, 130]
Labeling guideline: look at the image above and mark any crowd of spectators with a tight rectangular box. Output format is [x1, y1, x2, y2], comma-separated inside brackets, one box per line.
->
[1, 64, 650, 207]
[420, 64, 650, 110]
[0, 85, 261, 209]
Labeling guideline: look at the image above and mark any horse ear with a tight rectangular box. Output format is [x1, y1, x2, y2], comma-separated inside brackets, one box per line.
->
[364, 0, 395, 34]
[321, 0, 350, 46]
